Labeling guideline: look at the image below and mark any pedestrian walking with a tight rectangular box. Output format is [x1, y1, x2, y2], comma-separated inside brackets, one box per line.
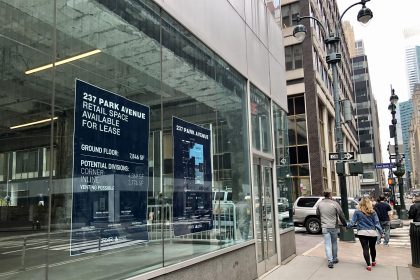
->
[316, 189, 347, 269]
[370, 196, 377, 207]
[409, 194, 420, 222]
[347, 197, 383, 271]
[374, 195, 392, 246]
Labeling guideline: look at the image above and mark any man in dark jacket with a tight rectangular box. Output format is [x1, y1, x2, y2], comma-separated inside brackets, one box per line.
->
[374, 195, 392, 246]
[409, 195, 420, 222]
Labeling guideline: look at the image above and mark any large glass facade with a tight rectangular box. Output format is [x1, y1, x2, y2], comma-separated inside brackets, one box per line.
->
[0, 1, 253, 279]
[251, 85, 272, 154]
[273, 104, 292, 229]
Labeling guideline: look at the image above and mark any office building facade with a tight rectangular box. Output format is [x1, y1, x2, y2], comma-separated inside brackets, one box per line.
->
[351, 41, 384, 196]
[0, 1, 293, 279]
[399, 101, 413, 175]
[405, 46, 420, 94]
[410, 84, 420, 188]
[280, 0, 360, 199]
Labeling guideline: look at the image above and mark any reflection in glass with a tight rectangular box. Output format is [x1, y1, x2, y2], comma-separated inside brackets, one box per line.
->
[273, 104, 292, 229]
[161, 7, 250, 267]
[0, 0, 251, 278]
[253, 162, 276, 262]
[251, 85, 272, 153]
[263, 166, 276, 258]
[288, 117, 296, 146]
[253, 165, 263, 262]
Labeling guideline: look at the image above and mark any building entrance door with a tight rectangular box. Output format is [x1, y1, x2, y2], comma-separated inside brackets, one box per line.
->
[253, 158, 277, 276]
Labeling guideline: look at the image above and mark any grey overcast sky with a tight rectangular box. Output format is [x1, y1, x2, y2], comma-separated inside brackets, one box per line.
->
[337, 0, 420, 162]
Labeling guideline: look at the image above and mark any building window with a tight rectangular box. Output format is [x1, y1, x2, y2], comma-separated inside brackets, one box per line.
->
[287, 95, 310, 199]
[251, 84, 272, 153]
[12, 149, 39, 180]
[285, 44, 303, 70]
[281, 3, 300, 28]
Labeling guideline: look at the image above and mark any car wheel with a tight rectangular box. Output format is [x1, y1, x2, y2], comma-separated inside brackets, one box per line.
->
[305, 217, 321, 234]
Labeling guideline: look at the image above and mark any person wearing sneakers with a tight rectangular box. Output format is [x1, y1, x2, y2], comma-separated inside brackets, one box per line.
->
[374, 195, 392, 246]
[316, 189, 347, 269]
[347, 197, 384, 271]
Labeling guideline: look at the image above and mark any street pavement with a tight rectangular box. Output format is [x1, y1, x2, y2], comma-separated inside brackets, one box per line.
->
[260, 220, 420, 280]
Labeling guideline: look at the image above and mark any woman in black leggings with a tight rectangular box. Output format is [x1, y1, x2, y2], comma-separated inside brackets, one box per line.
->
[358, 235, 377, 268]
[347, 197, 384, 271]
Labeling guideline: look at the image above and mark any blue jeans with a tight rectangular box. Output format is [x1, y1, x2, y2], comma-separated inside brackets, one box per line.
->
[322, 228, 338, 263]
[377, 221, 390, 245]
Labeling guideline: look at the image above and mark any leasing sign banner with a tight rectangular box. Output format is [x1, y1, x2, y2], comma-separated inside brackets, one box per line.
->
[71, 79, 149, 255]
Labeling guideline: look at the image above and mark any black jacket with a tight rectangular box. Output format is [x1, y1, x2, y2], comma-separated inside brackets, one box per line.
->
[409, 201, 420, 222]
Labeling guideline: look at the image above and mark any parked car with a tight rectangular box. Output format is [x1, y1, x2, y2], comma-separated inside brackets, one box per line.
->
[293, 196, 403, 234]
[293, 196, 358, 234]
[278, 201, 293, 228]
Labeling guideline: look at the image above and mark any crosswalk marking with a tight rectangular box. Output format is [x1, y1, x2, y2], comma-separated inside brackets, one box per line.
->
[353, 225, 411, 249]
[388, 226, 411, 248]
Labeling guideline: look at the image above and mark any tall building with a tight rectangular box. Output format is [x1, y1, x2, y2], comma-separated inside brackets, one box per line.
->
[351, 40, 384, 196]
[280, 0, 360, 199]
[410, 84, 420, 188]
[405, 46, 420, 94]
[399, 100, 413, 173]
[342, 22, 356, 58]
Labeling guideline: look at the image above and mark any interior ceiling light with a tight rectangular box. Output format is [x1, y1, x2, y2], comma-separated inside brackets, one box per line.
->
[10, 117, 58, 130]
[25, 49, 101, 75]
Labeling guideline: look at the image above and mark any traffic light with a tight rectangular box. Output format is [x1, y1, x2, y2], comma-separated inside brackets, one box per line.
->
[336, 162, 345, 176]
[387, 177, 396, 186]
[348, 162, 363, 175]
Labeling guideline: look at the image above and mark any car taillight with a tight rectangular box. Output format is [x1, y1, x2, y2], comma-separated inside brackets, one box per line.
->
[293, 209, 295, 215]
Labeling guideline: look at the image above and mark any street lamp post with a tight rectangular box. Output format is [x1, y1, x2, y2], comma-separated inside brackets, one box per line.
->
[387, 142, 397, 204]
[293, 1, 373, 241]
[388, 88, 408, 219]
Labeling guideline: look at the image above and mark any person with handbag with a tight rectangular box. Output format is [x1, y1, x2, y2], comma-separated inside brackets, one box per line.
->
[346, 197, 384, 271]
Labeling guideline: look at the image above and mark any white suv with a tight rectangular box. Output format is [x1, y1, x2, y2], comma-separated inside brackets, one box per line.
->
[293, 196, 358, 234]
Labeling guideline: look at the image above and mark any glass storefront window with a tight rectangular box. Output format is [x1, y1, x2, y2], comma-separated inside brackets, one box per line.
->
[160, 9, 251, 267]
[273, 103, 292, 229]
[251, 84, 272, 154]
[0, 0, 253, 279]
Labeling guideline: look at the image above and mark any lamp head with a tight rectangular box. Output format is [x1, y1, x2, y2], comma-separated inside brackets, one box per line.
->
[388, 103, 396, 112]
[357, 5, 373, 24]
[293, 24, 307, 42]
[390, 90, 399, 105]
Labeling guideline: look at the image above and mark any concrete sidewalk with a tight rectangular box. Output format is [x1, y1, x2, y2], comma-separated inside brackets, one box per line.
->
[260, 240, 420, 280]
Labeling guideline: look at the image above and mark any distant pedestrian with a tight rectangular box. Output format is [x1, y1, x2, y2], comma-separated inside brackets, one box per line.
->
[370, 196, 377, 207]
[409, 194, 420, 222]
[374, 195, 392, 246]
[347, 197, 383, 271]
[316, 189, 347, 269]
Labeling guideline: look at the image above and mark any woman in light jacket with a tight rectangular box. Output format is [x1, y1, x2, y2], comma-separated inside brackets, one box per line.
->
[347, 197, 383, 271]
